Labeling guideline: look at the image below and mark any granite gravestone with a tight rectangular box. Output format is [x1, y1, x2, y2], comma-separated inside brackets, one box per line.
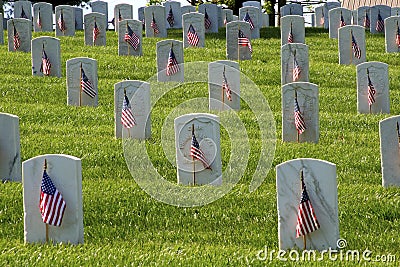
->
[164, 1, 182, 29]
[7, 19, 32, 52]
[0, 113, 21, 182]
[14, 1, 32, 20]
[328, 7, 352, 39]
[198, 4, 219, 33]
[281, 43, 309, 85]
[226, 21, 252, 60]
[74, 7, 83, 30]
[144, 5, 167, 38]
[338, 25, 366, 65]
[243, 1, 263, 27]
[84, 13, 106, 46]
[181, 5, 196, 15]
[281, 15, 305, 46]
[55, 5, 75, 36]
[384, 16, 400, 53]
[239, 6, 260, 39]
[31, 36, 61, 78]
[182, 13, 205, 48]
[370, 5, 391, 34]
[221, 9, 234, 27]
[91, 1, 108, 29]
[118, 20, 143, 56]
[114, 4, 133, 32]
[315, 6, 325, 28]
[281, 3, 303, 17]
[156, 39, 184, 82]
[357, 6, 370, 29]
[33, 2, 53, 32]
[324, 2, 341, 29]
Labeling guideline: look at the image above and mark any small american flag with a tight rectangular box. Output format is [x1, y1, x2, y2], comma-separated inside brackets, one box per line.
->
[396, 25, 400, 48]
[320, 10, 325, 26]
[13, 26, 21, 51]
[58, 12, 66, 32]
[295, 172, 320, 238]
[37, 10, 42, 29]
[121, 92, 136, 129]
[367, 71, 376, 106]
[124, 24, 140, 50]
[364, 12, 370, 28]
[187, 24, 199, 47]
[224, 14, 228, 26]
[288, 27, 293, 43]
[351, 32, 361, 59]
[204, 10, 212, 29]
[340, 14, 346, 27]
[40, 49, 51, 76]
[166, 47, 180, 76]
[93, 21, 100, 44]
[243, 12, 255, 30]
[21, 8, 28, 19]
[191, 128, 211, 170]
[151, 16, 160, 34]
[294, 94, 306, 134]
[376, 12, 384, 32]
[81, 67, 97, 98]
[222, 68, 232, 101]
[39, 170, 66, 227]
[293, 55, 301, 82]
[167, 7, 174, 27]
[118, 10, 123, 22]
[238, 29, 252, 53]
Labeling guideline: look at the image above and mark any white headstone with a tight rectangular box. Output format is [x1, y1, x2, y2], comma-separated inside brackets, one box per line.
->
[0, 113, 21, 182]
[66, 57, 98, 107]
[84, 13, 106, 46]
[384, 16, 400, 53]
[276, 158, 339, 251]
[391, 7, 400, 16]
[208, 61, 240, 111]
[182, 13, 205, 48]
[7, 19, 32, 52]
[379, 116, 400, 187]
[181, 6, 196, 15]
[281, 15, 305, 46]
[281, 43, 309, 85]
[262, 13, 269, 27]
[198, 4, 219, 33]
[370, 5, 391, 34]
[356, 61, 390, 114]
[324, 2, 341, 29]
[74, 7, 83, 30]
[239, 6, 260, 39]
[55, 5, 75, 37]
[351, 10, 357, 25]
[156, 39, 184, 82]
[221, 9, 234, 27]
[243, 1, 261, 9]
[118, 19, 143, 56]
[14, 1, 32, 20]
[23, 154, 83, 244]
[328, 7, 352, 39]
[281, 3, 303, 17]
[226, 21, 252, 60]
[357, 6, 370, 29]
[164, 1, 182, 29]
[33, 2, 53, 32]
[114, 4, 133, 32]
[144, 5, 167, 38]
[0, 13, 3, 44]
[91, 0, 108, 28]
[114, 80, 151, 139]
[31, 36, 61, 77]
[138, 6, 145, 25]
[282, 82, 319, 143]
[174, 113, 222, 185]
[315, 6, 325, 28]
[338, 25, 366, 65]
[233, 15, 238, 21]
[217, 6, 223, 28]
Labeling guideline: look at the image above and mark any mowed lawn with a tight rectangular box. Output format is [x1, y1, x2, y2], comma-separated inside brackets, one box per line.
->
[0, 26, 400, 266]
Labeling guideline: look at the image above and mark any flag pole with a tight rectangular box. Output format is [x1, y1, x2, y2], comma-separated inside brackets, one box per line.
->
[93, 17, 96, 47]
[295, 90, 299, 143]
[300, 169, 306, 250]
[79, 63, 82, 107]
[192, 124, 196, 186]
[237, 25, 240, 62]
[367, 68, 371, 114]
[124, 88, 131, 138]
[222, 66, 225, 110]
[43, 158, 49, 243]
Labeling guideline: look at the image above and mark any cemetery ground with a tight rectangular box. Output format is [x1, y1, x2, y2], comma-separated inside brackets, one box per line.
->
[1, 27, 400, 265]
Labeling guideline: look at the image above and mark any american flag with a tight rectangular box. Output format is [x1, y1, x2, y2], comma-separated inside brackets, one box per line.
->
[367, 72, 376, 106]
[293, 55, 301, 82]
[340, 14, 346, 27]
[167, 7, 174, 27]
[58, 12, 66, 32]
[39, 170, 66, 227]
[20, 8, 28, 19]
[13, 26, 21, 51]
[397, 122, 400, 144]
[118, 10, 123, 22]
[320, 10, 325, 26]
[191, 128, 211, 170]
[238, 29, 252, 53]
[224, 14, 228, 26]
[222, 68, 232, 101]
[124, 24, 140, 50]
[351, 32, 361, 59]
[151, 16, 160, 34]
[37, 10, 42, 29]
[187, 24, 199, 47]
[294, 94, 306, 134]
[376, 12, 384, 32]
[40, 49, 51, 76]
[81, 67, 97, 98]
[396, 25, 400, 48]
[364, 12, 370, 28]
[243, 12, 255, 30]
[93, 21, 100, 44]
[121, 92, 136, 129]
[204, 10, 212, 29]
[288, 27, 293, 43]
[295, 173, 320, 238]
[166, 47, 180, 76]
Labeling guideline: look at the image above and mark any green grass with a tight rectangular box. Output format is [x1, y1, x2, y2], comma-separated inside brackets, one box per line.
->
[0, 27, 399, 266]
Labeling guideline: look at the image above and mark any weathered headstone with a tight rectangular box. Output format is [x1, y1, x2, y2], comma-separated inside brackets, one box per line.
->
[74, 7, 83, 30]
[276, 158, 339, 250]
[138, 6, 145, 26]
[118, 19, 143, 56]
[315, 6, 325, 28]
[66, 57, 98, 107]
[156, 39, 184, 82]
[114, 80, 151, 139]
[208, 60, 240, 111]
[174, 113, 222, 185]
[370, 5, 391, 34]
[233, 15, 239, 21]
[357, 6, 370, 29]
[33, 2, 53, 32]
[384, 16, 400, 53]
[281, 3, 303, 17]
[7, 19, 32, 52]
[164, 1, 182, 29]
[14, 1, 32, 20]
[23, 154, 83, 244]
[328, 7, 352, 39]
[181, 5, 196, 15]
[221, 9, 234, 27]
[226, 21, 252, 60]
[282, 82, 319, 143]
[31, 36, 61, 77]
[239, 6, 260, 39]
[324, 2, 341, 29]
[243, 1, 263, 27]
[182, 13, 205, 48]
[114, 4, 133, 32]
[281, 15, 305, 46]
[281, 43, 309, 85]
[144, 5, 167, 38]
[55, 5, 75, 37]
[0, 13, 3, 45]
[391, 7, 400, 16]
[198, 3, 219, 33]
[262, 13, 269, 27]
[84, 13, 106, 46]
[356, 61, 389, 114]
[379, 115, 400, 187]
[338, 25, 366, 65]
[217, 6, 223, 28]
[91, 1, 108, 29]
[0, 113, 21, 182]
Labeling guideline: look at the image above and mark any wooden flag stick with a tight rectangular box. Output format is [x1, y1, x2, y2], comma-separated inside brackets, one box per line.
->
[192, 124, 195, 186]
[43, 159, 49, 243]
[300, 169, 306, 250]
[79, 63, 82, 107]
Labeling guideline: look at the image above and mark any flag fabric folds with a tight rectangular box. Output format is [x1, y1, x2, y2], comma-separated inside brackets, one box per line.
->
[376, 12, 384, 32]
[363, 12, 370, 28]
[58, 12, 66, 32]
[39, 170, 66, 227]
[396, 25, 400, 48]
[238, 29, 252, 53]
[294, 94, 306, 134]
[340, 14, 346, 27]
[351, 32, 361, 59]
[167, 7, 174, 27]
[81, 68, 97, 98]
[293, 55, 301, 82]
[243, 12, 255, 30]
[40, 49, 51, 76]
[224, 14, 228, 26]
[367, 72, 376, 106]
[151, 17, 160, 34]
[124, 24, 140, 50]
[121, 93, 136, 129]
[13, 26, 21, 51]
[204, 10, 212, 29]
[166, 47, 180, 76]
[37, 11, 42, 29]
[288, 27, 293, 43]
[93, 21, 100, 44]
[320, 10, 325, 26]
[222, 68, 232, 101]
[187, 24, 199, 47]
[191, 130, 211, 170]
